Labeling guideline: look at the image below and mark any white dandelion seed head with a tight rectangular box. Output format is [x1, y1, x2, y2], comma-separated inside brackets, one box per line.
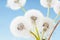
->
[6, 0, 26, 10]
[25, 9, 43, 31]
[25, 9, 44, 22]
[36, 17, 44, 34]
[37, 17, 55, 39]
[40, 0, 58, 8]
[42, 17, 55, 39]
[10, 16, 33, 38]
[25, 9, 44, 32]
[53, 1, 60, 14]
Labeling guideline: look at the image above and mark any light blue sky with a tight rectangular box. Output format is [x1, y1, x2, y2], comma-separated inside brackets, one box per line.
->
[0, 0, 60, 40]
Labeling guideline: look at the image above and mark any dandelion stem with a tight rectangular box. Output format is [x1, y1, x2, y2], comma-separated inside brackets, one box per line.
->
[54, 15, 59, 22]
[42, 30, 45, 39]
[35, 27, 40, 40]
[30, 31, 38, 40]
[21, 7, 26, 13]
[47, 7, 50, 17]
[33, 21, 41, 40]
[54, 13, 60, 22]
[48, 20, 60, 40]
[15, 0, 26, 13]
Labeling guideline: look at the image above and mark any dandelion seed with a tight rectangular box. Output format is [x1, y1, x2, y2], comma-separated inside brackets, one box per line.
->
[14, 0, 19, 3]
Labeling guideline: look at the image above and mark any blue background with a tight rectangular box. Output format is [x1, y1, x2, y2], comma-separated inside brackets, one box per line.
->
[0, 0, 60, 40]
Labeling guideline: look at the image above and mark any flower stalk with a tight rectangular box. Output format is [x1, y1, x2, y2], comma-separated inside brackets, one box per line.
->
[30, 31, 38, 39]
[54, 13, 60, 22]
[21, 7, 26, 13]
[47, 7, 50, 17]
[48, 20, 60, 40]
[33, 21, 41, 40]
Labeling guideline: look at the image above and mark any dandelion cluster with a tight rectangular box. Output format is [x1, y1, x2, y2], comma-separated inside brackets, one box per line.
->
[6, 0, 60, 40]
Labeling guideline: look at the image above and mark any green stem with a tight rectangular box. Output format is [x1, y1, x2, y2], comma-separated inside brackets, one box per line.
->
[42, 31, 45, 39]
[54, 14, 60, 22]
[33, 21, 40, 40]
[54, 15, 59, 22]
[35, 25, 40, 40]
[30, 31, 39, 40]
[15, 0, 26, 13]
[47, 7, 50, 17]
[21, 7, 26, 13]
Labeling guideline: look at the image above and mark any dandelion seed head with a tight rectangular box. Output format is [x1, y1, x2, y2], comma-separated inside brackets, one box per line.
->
[25, 9, 44, 32]
[40, 0, 58, 8]
[6, 0, 26, 10]
[17, 23, 25, 31]
[41, 17, 55, 39]
[31, 16, 37, 21]
[14, 0, 19, 3]
[53, 1, 60, 14]
[10, 16, 33, 38]
[43, 22, 49, 31]
[25, 9, 44, 22]
[46, 0, 52, 7]
[43, 22, 49, 28]
[47, 0, 52, 3]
